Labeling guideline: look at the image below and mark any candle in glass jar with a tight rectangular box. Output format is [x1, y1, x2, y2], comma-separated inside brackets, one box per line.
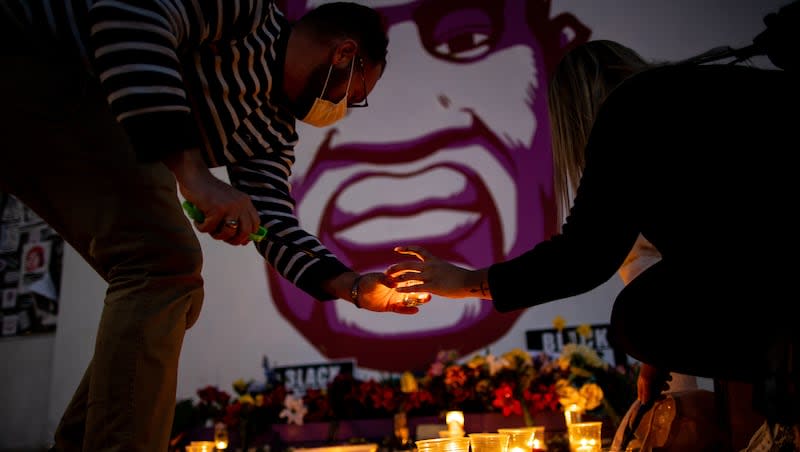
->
[564, 403, 583, 426]
[567, 421, 601, 452]
[497, 426, 546, 452]
[214, 422, 229, 450]
[574, 438, 598, 452]
[445, 410, 465, 437]
[187, 441, 215, 452]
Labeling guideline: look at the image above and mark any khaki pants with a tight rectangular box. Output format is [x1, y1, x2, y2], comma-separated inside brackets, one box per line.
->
[0, 53, 204, 451]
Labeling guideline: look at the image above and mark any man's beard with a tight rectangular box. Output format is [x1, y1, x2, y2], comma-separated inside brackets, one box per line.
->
[288, 63, 350, 119]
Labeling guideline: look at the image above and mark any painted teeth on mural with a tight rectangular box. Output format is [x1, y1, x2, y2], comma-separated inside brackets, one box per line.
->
[338, 167, 467, 214]
[338, 210, 480, 244]
[299, 144, 516, 254]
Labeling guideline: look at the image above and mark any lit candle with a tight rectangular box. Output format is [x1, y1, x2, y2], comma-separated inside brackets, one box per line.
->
[564, 403, 583, 426]
[188, 441, 216, 452]
[445, 410, 465, 437]
[574, 438, 598, 452]
[214, 422, 229, 450]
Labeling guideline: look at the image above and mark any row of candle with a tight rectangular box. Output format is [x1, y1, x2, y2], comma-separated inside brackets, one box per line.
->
[185, 413, 600, 452]
[432, 409, 602, 452]
[184, 421, 230, 452]
[422, 427, 547, 452]
[420, 421, 601, 452]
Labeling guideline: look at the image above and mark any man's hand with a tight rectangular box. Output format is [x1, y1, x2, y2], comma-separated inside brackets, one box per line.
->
[354, 272, 431, 314]
[325, 271, 430, 314]
[164, 148, 260, 245]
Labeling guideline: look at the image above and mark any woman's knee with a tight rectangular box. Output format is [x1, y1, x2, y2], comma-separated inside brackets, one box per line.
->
[609, 262, 673, 362]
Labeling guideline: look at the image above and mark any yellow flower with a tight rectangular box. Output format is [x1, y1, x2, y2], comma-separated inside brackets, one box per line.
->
[577, 324, 592, 339]
[232, 379, 250, 395]
[467, 354, 487, 369]
[559, 343, 607, 369]
[501, 348, 533, 369]
[555, 378, 571, 389]
[579, 383, 604, 410]
[400, 371, 418, 393]
[475, 379, 491, 393]
[556, 382, 582, 409]
[255, 394, 265, 407]
[552, 315, 566, 331]
[239, 394, 255, 405]
[556, 353, 571, 371]
[554, 379, 604, 411]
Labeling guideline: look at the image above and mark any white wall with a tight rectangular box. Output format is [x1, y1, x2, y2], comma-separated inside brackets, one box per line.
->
[0, 0, 788, 449]
[0, 335, 54, 450]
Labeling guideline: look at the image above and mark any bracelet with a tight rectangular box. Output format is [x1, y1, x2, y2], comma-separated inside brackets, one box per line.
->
[350, 275, 363, 309]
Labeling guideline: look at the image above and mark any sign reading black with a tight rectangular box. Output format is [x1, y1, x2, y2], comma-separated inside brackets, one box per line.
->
[525, 323, 629, 366]
[273, 360, 355, 396]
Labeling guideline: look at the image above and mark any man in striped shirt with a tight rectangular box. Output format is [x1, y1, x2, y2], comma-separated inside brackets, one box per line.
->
[0, 1, 426, 451]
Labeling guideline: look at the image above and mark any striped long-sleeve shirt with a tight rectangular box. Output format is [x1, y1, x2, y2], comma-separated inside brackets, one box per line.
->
[1, 0, 350, 301]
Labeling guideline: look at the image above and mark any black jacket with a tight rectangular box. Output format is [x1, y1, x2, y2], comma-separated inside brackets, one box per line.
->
[489, 63, 799, 311]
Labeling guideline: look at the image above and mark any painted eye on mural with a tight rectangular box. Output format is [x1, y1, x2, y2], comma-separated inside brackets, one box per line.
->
[433, 29, 492, 61]
[413, 1, 503, 64]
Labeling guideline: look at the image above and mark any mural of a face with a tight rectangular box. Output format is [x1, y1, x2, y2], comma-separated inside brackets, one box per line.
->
[271, 0, 589, 372]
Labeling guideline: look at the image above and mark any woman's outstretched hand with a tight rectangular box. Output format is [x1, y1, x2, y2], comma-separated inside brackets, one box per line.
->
[385, 245, 487, 299]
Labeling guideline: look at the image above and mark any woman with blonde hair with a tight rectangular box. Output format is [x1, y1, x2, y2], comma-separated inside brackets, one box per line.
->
[549, 40, 651, 225]
[548, 38, 705, 410]
[388, 38, 799, 450]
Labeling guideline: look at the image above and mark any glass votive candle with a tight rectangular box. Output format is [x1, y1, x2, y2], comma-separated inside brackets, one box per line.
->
[566, 421, 602, 452]
[185, 441, 216, 452]
[469, 433, 511, 452]
[416, 437, 471, 452]
[498, 426, 547, 452]
[564, 404, 583, 426]
[214, 422, 229, 450]
[440, 410, 465, 437]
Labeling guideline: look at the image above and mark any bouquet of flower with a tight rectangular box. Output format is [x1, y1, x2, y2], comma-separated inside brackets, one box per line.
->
[172, 338, 637, 444]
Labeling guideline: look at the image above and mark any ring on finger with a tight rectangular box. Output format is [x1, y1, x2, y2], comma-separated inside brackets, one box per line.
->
[402, 295, 422, 307]
[224, 219, 240, 229]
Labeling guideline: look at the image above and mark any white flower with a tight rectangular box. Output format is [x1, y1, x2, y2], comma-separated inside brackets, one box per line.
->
[486, 354, 510, 376]
[279, 394, 308, 425]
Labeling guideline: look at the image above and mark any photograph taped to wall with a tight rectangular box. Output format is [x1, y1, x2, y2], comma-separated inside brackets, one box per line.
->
[0, 193, 63, 338]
